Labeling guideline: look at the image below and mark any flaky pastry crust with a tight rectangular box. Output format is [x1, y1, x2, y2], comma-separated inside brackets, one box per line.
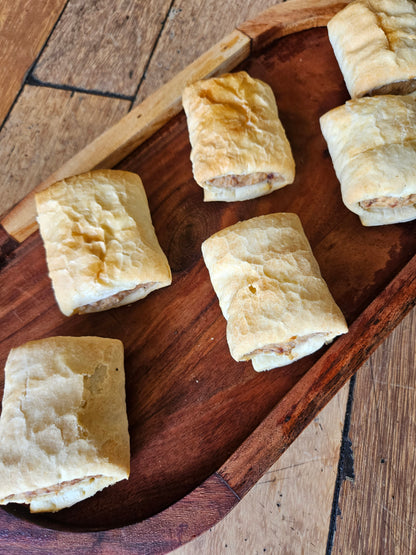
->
[36, 169, 171, 316]
[320, 93, 416, 226]
[202, 214, 348, 371]
[182, 71, 295, 201]
[0, 336, 130, 512]
[328, 0, 416, 98]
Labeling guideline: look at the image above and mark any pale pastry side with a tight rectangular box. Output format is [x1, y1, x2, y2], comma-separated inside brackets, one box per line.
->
[0, 336, 130, 513]
[320, 93, 416, 226]
[35, 169, 172, 316]
[182, 71, 295, 201]
[327, 0, 416, 98]
[202, 213, 348, 371]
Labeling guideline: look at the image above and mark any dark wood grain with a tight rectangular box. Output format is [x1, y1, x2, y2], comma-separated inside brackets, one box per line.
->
[0, 14, 415, 555]
[219, 255, 416, 497]
[238, 0, 349, 51]
[0, 473, 238, 554]
[0, 226, 18, 272]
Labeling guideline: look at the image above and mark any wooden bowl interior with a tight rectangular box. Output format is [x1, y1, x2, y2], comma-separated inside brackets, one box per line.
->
[1, 27, 415, 531]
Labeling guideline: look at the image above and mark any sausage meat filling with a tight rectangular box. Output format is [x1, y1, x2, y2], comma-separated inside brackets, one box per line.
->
[205, 172, 279, 189]
[360, 193, 416, 211]
[3, 476, 99, 503]
[369, 78, 416, 97]
[247, 333, 327, 361]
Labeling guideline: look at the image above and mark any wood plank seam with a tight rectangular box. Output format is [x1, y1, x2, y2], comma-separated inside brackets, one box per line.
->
[131, 0, 177, 109]
[25, 74, 136, 102]
[214, 472, 242, 502]
[0, 0, 70, 133]
[325, 375, 356, 554]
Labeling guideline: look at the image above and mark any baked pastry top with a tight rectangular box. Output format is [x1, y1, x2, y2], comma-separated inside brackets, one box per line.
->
[202, 213, 348, 371]
[328, 0, 416, 98]
[0, 336, 130, 512]
[36, 169, 172, 316]
[320, 93, 416, 226]
[182, 71, 295, 201]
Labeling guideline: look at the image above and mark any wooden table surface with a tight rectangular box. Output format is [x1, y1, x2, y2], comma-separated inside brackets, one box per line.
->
[1, 0, 415, 553]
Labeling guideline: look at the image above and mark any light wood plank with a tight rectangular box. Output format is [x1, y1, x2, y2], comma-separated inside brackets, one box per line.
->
[134, 0, 282, 105]
[0, 0, 66, 125]
[173, 384, 349, 554]
[1, 30, 250, 241]
[0, 86, 129, 219]
[32, 0, 173, 96]
[332, 308, 416, 553]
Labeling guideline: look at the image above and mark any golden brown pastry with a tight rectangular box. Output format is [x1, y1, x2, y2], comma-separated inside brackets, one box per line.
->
[182, 71, 295, 201]
[0, 336, 130, 513]
[320, 93, 416, 226]
[36, 169, 172, 316]
[201, 213, 348, 371]
[328, 0, 416, 98]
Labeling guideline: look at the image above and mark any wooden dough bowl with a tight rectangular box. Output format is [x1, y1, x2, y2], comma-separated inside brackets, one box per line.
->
[0, 0, 415, 552]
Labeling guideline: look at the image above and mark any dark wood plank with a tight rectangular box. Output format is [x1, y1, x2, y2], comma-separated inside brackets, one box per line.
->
[0, 473, 238, 554]
[332, 309, 416, 554]
[0, 86, 129, 219]
[32, 0, 173, 96]
[219, 257, 416, 498]
[0, 0, 66, 125]
[134, 0, 282, 105]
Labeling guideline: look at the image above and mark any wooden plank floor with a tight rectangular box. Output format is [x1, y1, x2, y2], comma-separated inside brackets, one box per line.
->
[1, 0, 415, 552]
[333, 309, 416, 554]
[0, 0, 67, 124]
[0, 87, 129, 218]
[32, 0, 174, 96]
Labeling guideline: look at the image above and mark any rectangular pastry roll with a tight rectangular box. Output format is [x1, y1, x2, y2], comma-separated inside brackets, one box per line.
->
[320, 93, 416, 226]
[36, 169, 172, 316]
[182, 71, 295, 202]
[0, 336, 130, 513]
[328, 0, 416, 98]
[201, 214, 348, 371]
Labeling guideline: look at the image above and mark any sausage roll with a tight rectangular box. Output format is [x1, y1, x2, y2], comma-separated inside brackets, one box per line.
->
[182, 71, 295, 202]
[0, 336, 130, 513]
[36, 169, 172, 316]
[201, 214, 348, 371]
[328, 0, 416, 98]
[320, 93, 416, 226]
